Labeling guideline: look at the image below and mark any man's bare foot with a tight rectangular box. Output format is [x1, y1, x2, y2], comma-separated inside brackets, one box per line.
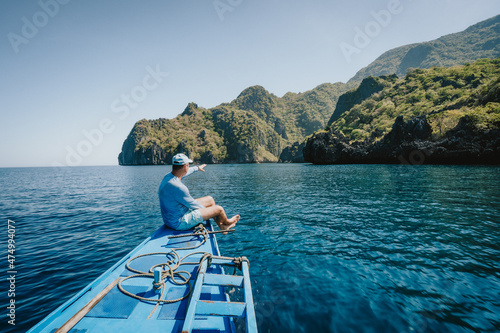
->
[219, 215, 240, 234]
[226, 215, 240, 225]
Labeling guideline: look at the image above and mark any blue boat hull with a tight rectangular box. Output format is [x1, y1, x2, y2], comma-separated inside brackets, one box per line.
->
[28, 221, 241, 333]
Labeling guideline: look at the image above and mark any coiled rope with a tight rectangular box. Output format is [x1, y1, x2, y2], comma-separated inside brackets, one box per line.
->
[117, 223, 248, 319]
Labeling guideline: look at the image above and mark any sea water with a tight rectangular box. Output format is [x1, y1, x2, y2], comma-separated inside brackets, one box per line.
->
[0, 164, 499, 333]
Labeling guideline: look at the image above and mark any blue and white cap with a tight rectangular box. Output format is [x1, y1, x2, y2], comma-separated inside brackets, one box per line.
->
[172, 153, 193, 165]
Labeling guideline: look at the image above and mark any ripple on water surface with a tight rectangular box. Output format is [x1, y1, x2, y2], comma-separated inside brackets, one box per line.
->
[0, 164, 499, 333]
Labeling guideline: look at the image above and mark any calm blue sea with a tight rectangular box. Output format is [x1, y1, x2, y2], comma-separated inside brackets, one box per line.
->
[0, 164, 499, 333]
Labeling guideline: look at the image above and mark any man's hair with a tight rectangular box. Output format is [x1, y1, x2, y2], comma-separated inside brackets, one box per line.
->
[172, 164, 185, 171]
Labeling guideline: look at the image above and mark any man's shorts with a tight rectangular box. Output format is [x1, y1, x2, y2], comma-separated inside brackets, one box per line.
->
[176, 209, 203, 230]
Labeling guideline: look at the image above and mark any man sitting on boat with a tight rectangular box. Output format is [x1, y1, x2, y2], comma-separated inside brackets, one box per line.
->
[159, 153, 240, 232]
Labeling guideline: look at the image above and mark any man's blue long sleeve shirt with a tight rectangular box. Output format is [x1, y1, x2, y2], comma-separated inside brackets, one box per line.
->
[158, 166, 205, 227]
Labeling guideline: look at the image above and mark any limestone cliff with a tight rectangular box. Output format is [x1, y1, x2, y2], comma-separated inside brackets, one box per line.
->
[304, 115, 500, 165]
[304, 58, 500, 165]
[349, 15, 500, 84]
[118, 84, 348, 165]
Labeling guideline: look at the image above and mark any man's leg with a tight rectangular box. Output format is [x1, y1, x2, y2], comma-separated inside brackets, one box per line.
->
[198, 205, 240, 232]
[195, 196, 215, 208]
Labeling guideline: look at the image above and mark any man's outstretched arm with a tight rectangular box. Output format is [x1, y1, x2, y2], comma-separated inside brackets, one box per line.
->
[184, 164, 207, 178]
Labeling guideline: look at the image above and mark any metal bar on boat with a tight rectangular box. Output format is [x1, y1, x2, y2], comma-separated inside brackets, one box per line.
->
[182, 259, 208, 333]
[242, 261, 258, 333]
[168, 229, 235, 239]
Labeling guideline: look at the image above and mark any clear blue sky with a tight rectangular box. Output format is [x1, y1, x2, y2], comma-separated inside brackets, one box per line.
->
[1, 0, 499, 167]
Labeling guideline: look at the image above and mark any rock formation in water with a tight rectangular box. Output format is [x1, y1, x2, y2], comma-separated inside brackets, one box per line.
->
[304, 115, 500, 165]
[278, 141, 305, 163]
[119, 84, 349, 165]
[119, 15, 500, 165]
[304, 57, 500, 165]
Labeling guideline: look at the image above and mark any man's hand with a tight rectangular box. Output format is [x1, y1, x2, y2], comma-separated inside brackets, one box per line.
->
[198, 164, 207, 172]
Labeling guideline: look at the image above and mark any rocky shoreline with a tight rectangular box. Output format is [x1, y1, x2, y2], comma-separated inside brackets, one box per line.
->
[303, 116, 500, 165]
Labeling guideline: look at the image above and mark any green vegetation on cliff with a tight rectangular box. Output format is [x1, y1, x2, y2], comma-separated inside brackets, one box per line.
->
[131, 104, 228, 163]
[120, 14, 500, 165]
[330, 58, 500, 142]
[328, 75, 398, 125]
[119, 83, 350, 164]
